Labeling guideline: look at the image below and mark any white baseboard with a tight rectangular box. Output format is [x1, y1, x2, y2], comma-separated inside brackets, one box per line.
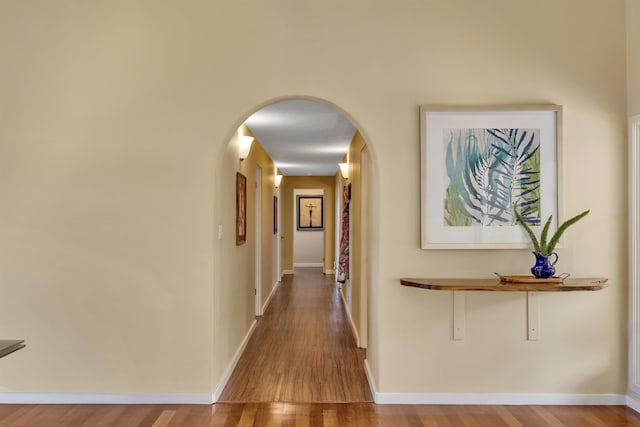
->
[372, 391, 626, 405]
[0, 389, 624, 407]
[364, 359, 378, 402]
[339, 287, 361, 347]
[211, 319, 257, 402]
[293, 263, 323, 268]
[325, 269, 335, 275]
[0, 393, 212, 404]
[628, 394, 640, 413]
[282, 270, 294, 275]
[262, 281, 280, 313]
[364, 359, 625, 405]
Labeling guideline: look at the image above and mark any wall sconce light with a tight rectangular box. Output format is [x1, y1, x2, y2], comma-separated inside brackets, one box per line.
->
[238, 136, 255, 161]
[274, 174, 283, 188]
[338, 162, 349, 180]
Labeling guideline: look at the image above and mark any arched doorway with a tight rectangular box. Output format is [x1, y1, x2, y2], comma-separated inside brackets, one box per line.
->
[211, 96, 375, 402]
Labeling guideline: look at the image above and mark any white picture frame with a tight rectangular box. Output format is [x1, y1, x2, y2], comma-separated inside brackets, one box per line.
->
[420, 105, 562, 249]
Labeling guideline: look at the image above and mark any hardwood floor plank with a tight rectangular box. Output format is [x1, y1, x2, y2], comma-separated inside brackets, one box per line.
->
[76, 404, 129, 426]
[459, 405, 513, 427]
[321, 408, 339, 427]
[530, 405, 572, 427]
[236, 402, 257, 427]
[151, 409, 175, 427]
[208, 403, 232, 427]
[495, 405, 525, 427]
[33, 404, 76, 427]
[503, 405, 552, 426]
[292, 403, 311, 427]
[221, 404, 244, 427]
[601, 405, 640, 426]
[0, 405, 25, 424]
[0, 403, 639, 426]
[219, 268, 372, 403]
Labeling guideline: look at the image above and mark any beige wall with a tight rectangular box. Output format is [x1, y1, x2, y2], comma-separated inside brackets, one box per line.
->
[629, 0, 640, 116]
[281, 177, 335, 273]
[239, 126, 279, 312]
[0, 1, 629, 398]
[212, 125, 278, 392]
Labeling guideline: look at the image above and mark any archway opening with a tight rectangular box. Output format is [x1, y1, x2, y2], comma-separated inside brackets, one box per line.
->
[212, 96, 376, 403]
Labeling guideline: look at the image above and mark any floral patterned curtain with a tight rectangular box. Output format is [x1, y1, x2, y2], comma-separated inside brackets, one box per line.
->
[337, 184, 350, 283]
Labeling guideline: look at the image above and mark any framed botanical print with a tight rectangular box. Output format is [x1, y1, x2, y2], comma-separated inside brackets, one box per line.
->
[420, 105, 562, 249]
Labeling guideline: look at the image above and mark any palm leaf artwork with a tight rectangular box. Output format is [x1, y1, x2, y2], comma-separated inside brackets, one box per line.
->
[444, 128, 541, 227]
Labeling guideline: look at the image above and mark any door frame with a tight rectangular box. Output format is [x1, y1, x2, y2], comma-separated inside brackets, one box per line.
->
[292, 188, 326, 269]
[255, 165, 262, 316]
[276, 188, 282, 281]
[360, 146, 369, 348]
[630, 114, 640, 396]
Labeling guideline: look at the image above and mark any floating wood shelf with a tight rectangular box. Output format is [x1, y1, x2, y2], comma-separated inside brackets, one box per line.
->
[400, 276, 608, 341]
[400, 277, 608, 341]
[400, 277, 608, 292]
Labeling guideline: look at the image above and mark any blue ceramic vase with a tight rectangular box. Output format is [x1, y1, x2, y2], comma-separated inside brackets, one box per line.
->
[531, 252, 558, 279]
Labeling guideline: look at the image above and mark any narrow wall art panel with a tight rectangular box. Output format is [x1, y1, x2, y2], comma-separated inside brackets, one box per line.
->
[236, 172, 247, 245]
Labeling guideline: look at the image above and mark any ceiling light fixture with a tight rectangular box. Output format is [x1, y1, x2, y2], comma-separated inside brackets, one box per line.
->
[238, 136, 255, 161]
[338, 162, 349, 180]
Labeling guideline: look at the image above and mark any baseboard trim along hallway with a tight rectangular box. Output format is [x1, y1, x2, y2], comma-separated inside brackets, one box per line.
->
[261, 281, 280, 315]
[339, 284, 361, 348]
[0, 393, 212, 404]
[628, 394, 640, 413]
[364, 359, 626, 406]
[373, 392, 626, 406]
[212, 320, 257, 402]
[0, 391, 628, 406]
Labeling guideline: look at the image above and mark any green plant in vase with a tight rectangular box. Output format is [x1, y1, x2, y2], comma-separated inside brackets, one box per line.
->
[515, 209, 590, 278]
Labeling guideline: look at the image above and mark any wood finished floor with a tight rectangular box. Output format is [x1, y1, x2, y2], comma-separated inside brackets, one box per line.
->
[1, 403, 640, 426]
[219, 268, 372, 403]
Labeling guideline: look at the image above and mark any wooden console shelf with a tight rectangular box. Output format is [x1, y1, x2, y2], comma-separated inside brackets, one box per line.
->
[400, 277, 608, 292]
[401, 277, 607, 341]
[400, 277, 607, 341]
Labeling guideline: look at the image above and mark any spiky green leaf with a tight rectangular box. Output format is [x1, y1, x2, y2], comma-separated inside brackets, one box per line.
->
[545, 210, 590, 255]
[539, 215, 553, 251]
[515, 210, 541, 252]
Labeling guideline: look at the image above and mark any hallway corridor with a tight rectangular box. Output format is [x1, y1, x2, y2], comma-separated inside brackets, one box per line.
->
[219, 268, 373, 403]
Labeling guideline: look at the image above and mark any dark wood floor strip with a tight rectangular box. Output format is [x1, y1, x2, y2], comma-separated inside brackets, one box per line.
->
[0, 403, 640, 426]
[219, 268, 372, 403]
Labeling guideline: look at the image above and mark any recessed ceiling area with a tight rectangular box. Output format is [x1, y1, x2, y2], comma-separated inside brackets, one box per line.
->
[244, 100, 356, 176]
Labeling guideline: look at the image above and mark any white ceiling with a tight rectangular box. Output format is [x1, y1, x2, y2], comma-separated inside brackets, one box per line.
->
[244, 100, 356, 176]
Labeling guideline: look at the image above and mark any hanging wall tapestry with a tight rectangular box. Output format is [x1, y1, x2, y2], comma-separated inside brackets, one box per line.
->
[337, 184, 351, 283]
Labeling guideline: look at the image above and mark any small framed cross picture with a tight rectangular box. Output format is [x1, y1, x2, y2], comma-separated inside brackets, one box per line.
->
[297, 195, 324, 231]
